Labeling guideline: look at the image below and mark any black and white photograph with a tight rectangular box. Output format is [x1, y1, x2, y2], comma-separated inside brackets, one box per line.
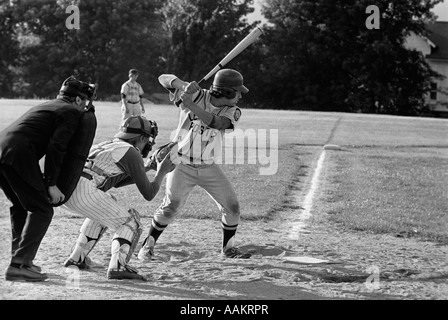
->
[0, 0, 447, 305]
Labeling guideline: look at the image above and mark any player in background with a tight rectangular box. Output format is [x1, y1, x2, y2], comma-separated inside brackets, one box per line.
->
[121, 69, 146, 121]
[0, 77, 97, 282]
[138, 69, 252, 261]
[63, 116, 176, 280]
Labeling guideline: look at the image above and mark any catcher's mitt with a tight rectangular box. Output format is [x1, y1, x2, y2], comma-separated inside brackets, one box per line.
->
[145, 141, 178, 171]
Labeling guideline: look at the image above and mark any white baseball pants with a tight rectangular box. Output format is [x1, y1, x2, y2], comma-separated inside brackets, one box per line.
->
[121, 103, 142, 121]
[153, 163, 240, 227]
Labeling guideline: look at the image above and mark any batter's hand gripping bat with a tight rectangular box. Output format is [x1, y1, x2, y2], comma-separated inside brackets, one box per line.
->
[175, 27, 263, 106]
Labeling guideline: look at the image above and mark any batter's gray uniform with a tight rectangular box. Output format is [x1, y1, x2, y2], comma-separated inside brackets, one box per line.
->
[153, 89, 241, 228]
[139, 70, 251, 260]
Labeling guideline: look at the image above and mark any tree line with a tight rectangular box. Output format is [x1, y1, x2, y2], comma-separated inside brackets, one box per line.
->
[0, 0, 443, 116]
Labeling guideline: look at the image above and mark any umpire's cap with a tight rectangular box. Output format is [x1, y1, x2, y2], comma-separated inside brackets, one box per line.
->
[59, 76, 97, 100]
[212, 69, 249, 93]
[115, 116, 158, 140]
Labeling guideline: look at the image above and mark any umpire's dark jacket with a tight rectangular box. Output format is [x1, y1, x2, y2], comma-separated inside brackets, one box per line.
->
[0, 98, 95, 200]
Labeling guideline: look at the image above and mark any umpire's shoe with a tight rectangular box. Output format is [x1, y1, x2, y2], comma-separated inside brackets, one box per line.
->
[5, 264, 48, 282]
[107, 264, 147, 281]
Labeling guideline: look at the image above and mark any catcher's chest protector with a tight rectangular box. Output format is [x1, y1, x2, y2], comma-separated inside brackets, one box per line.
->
[54, 106, 97, 206]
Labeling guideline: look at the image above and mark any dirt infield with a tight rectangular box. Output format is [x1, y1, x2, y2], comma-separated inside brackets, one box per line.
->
[1, 194, 447, 301]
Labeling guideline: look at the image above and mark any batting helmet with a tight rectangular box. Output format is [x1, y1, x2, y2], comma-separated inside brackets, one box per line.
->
[211, 69, 249, 99]
[59, 76, 97, 100]
[115, 116, 158, 141]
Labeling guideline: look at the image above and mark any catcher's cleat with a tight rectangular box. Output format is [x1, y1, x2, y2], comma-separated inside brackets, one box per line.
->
[107, 264, 146, 281]
[223, 247, 252, 259]
[63, 256, 93, 270]
[5, 264, 48, 282]
[137, 236, 155, 262]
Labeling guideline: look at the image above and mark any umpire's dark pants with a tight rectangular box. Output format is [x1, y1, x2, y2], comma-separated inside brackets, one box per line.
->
[0, 164, 54, 267]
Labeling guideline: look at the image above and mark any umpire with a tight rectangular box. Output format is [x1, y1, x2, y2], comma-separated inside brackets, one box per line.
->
[0, 76, 97, 282]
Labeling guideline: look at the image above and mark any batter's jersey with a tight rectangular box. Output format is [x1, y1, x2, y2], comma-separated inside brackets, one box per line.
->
[121, 80, 144, 103]
[84, 139, 159, 201]
[169, 88, 242, 164]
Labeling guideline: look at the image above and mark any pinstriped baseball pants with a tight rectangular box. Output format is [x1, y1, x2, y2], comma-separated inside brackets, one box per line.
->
[63, 177, 137, 242]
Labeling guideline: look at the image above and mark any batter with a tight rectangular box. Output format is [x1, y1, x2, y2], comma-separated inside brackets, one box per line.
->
[138, 69, 252, 261]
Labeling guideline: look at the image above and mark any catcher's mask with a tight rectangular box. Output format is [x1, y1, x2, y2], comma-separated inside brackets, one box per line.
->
[141, 139, 155, 158]
[115, 116, 158, 157]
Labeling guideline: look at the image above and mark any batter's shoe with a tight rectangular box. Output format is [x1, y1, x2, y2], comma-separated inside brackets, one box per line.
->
[107, 264, 147, 281]
[63, 256, 93, 270]
[223, 247, 252, 259]
[5, 264, 48, 282]
[137, 236, 155, 261]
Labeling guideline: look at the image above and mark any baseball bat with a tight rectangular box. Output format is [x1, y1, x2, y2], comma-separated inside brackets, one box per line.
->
[175, 27, 263, 106]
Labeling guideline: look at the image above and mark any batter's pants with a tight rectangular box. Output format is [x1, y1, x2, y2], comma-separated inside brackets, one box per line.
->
[153, 163, 240, 226]
[0, 164, 54, 266]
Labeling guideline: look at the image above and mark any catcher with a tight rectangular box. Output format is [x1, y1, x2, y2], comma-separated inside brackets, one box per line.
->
[62, 116, 176, 280]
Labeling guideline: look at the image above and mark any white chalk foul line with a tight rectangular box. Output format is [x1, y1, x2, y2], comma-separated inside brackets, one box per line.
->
[288, 149, 326, 240]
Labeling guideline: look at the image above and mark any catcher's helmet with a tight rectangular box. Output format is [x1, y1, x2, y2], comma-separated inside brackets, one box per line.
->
[115, 116, 158, 141]
[59, 76, 97, 100]
[211, 69, 249, 99]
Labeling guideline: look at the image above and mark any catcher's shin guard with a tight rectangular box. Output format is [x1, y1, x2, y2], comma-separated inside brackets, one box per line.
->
[69, 223, 107, 264]
[126, 208, 143, 263]
[109, 208, 143, 270]
[84, 226, 108, 258]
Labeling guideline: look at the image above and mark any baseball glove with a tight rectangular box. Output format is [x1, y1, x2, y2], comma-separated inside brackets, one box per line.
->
[145, 141, 178, 171]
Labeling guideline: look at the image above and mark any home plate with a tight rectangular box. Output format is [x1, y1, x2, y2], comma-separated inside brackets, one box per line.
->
[284, 256, 330, 264]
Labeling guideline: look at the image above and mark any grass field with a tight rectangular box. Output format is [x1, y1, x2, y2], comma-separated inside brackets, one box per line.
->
[0, 99, 447, 243]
